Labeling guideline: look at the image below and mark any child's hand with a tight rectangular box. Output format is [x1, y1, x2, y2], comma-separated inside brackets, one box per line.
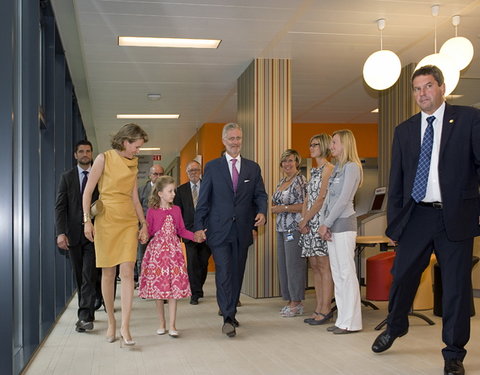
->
[194, 230, 206, 243]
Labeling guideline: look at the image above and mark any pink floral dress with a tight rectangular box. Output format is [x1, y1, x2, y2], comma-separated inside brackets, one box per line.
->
[138, 206, 193, 299]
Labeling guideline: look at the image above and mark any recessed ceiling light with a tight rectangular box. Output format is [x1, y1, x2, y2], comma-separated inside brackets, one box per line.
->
[116, 114, 180, 119]
[118, 36, 221, 49]
[147, 94, 161, 101]
[140, 147, 161, 151]
[371, 108, 379, 113]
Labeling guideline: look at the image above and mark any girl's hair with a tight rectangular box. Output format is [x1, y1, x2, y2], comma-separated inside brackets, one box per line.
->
[111, 123, 149, 151]
[148, 175, 176, 208]
[279, 149, 301, 168]
[309, 133, 332, 159]
[332, 129, 363, 186]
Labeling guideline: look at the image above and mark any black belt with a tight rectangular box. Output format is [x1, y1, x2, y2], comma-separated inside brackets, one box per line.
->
[417, 201, 443, 209]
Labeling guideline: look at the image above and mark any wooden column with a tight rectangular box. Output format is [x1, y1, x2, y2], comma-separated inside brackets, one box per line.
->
[238, 58, 291, 298]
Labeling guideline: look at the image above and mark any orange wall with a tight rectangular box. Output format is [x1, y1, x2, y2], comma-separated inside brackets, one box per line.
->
[292, 123, 377, 166]
[179, 123, 225, 184]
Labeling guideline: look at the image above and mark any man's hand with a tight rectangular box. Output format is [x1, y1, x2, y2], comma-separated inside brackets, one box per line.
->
[194, 230, 207, 242]
[57, 234, 69, 250]
[254, 213, 266, 227]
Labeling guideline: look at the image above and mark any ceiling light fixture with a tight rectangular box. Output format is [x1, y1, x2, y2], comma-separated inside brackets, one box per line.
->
[116, 114, 180, 119]
[362, 18, 402, 90]
[147, 94, 161, 101]
[118, 36, 221, 49]
[139, 147, 161, 151]
[415, 5, 459, 96]
[439, 15, 474, 71]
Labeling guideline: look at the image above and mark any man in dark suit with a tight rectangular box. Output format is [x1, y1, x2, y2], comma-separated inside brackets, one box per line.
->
[136, 163, 164, 282]
[371, 65, 480, 375]
[194, 123, 268, 337]
[55, 140, 100, 332]
[174, 160, 211, 305]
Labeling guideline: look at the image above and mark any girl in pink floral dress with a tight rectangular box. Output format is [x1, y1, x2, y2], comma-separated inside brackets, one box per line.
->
[139, 176, 201, 337]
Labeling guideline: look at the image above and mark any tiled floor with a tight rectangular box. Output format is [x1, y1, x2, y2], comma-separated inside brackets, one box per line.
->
[23, 275, 480, 374]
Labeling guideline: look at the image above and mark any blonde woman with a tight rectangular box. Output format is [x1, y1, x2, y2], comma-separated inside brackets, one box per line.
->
[318, 129, 363, 334]
[83, 123, 149, 346]
[298, 134, 335, 325]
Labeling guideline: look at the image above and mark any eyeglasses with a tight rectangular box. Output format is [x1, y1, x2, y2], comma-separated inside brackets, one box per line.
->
[151, 172, 164, 176]
[226, 136, 242, 142]
[309, 143, 321, 148]
[187, 169, 201, 173]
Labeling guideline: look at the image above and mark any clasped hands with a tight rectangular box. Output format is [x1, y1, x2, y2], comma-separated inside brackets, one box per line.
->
[194, 229, 207, 243]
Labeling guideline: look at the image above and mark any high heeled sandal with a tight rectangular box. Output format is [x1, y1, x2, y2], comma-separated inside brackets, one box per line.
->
[120, 331, 136, 347]
[281, 304, 304, 317]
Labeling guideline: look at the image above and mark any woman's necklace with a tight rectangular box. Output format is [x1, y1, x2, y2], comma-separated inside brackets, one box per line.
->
[284, 172, 299, 182]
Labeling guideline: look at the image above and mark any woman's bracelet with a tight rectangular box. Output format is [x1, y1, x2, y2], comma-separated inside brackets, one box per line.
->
[140, 220, 147, 227]
[83, 213, 91, 223]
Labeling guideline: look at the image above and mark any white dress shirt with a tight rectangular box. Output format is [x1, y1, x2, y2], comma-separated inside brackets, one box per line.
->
[225, 153, 242, 177]
[421, 101, 445, 203]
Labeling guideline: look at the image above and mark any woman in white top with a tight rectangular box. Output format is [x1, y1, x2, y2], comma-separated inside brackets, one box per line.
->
[318, 129, 363, 334]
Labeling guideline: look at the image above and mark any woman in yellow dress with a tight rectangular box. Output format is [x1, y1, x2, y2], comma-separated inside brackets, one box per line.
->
[83, 123, 149, 346]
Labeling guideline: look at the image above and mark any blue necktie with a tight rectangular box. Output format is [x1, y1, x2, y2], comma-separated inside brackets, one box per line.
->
[411, 116, 436, 203]
[81, 171, 89, 195]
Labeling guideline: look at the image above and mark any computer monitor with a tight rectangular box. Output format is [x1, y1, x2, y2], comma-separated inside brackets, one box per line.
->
[370, 186, 387, 212]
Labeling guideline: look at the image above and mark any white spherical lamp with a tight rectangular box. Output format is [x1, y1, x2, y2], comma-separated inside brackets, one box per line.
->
[363, 50, 402, 90]
[440, 36, 474, 71]
[415, 53, 460, 96]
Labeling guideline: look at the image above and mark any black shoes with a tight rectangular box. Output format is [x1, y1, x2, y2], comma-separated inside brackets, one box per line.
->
[232, 318, 240, 328]
[222, 322, 236, 337]
[75, 320, 94, 332]
[190, 297, 199, 305]
[444, 359, 464, 375]
[94, 298, 103, 311]
[371, 329, 407, 353]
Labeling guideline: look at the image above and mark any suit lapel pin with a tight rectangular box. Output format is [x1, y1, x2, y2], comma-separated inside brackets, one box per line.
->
[449, 119, 454, 124]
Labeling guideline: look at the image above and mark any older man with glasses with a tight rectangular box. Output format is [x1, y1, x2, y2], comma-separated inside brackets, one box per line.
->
[174, 160, 211, 305]
[135, 164, 164, 284]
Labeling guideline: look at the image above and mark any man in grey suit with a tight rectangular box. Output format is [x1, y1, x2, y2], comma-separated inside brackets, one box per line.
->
[55, 140, 99, 332]
[371, 65, 480, 375]
[194, 123, 268, 337]
[174, 160, 211, 305]
[136, 164, 164, 282]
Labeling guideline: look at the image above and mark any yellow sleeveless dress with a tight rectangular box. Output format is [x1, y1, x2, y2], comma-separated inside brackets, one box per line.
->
[94, 150, 139, 267]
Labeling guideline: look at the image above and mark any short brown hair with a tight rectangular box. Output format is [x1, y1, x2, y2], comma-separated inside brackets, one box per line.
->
[412, 65, 444, 87]
[279, 149, 301, 168]
[111, 123, 149, 151]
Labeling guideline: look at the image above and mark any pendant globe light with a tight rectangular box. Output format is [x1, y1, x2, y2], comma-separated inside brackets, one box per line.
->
[415, 5, 460, 96]
[440, 15, 474, 71]
[363, 19, 401, 90]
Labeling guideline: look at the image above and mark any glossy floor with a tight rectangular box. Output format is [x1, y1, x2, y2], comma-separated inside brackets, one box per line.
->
[24, 276, 480, 375]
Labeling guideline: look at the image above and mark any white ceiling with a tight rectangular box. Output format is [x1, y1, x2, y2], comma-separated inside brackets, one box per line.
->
[52, 0, 480, 167]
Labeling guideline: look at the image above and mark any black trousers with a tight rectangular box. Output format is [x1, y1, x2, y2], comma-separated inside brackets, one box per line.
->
[211, 226, 249, 323]
[69, 234, 98, 322]
[387, 204, 473, 360]
[185, 240, 211, 299]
